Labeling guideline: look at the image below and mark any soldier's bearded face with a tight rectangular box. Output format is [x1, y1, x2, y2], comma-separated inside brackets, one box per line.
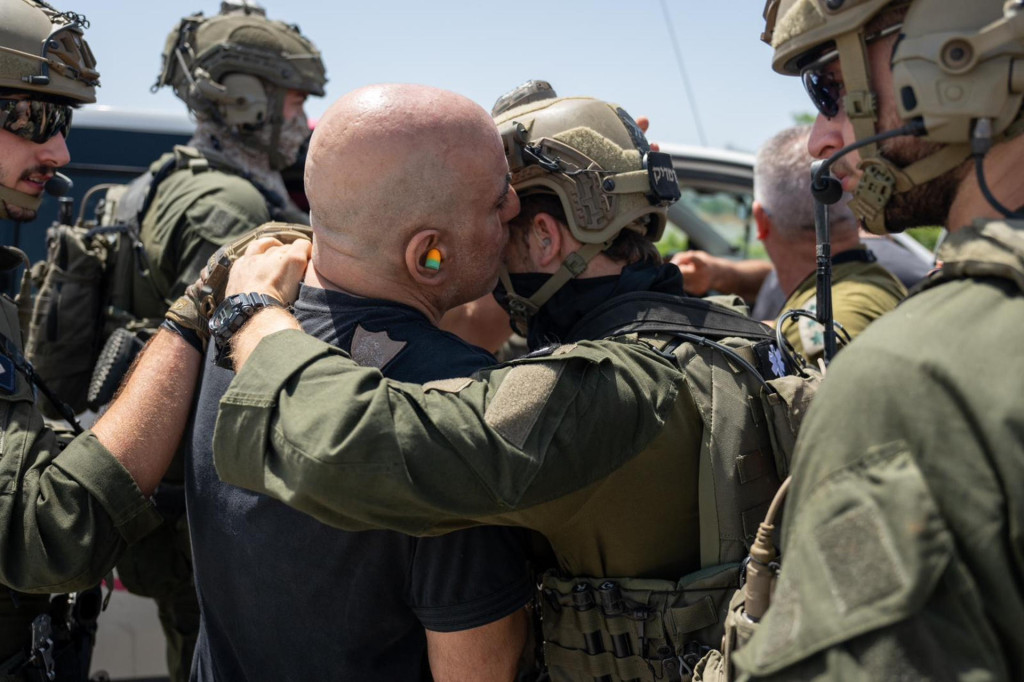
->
[0, 124, 70, 222]
[807, 33, 965, 231]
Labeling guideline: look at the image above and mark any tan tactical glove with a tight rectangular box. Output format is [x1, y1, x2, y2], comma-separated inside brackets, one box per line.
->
[164, 222, 312, 349]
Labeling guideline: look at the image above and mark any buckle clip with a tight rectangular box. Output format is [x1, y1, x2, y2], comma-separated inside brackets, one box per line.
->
[29, 614, 56, 681]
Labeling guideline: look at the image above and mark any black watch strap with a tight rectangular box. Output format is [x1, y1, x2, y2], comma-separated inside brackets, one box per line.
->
[209, 292, 285, 369]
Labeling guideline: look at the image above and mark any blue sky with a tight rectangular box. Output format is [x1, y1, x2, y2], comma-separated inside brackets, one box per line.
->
[68, 0, 811, 153]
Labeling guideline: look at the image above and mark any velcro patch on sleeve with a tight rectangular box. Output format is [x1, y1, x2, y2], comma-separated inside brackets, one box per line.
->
[484, 362, 565, 449]
[814, 504, 907, 615]
[734, 443, 955, 676]
[423, 377, 474, 394]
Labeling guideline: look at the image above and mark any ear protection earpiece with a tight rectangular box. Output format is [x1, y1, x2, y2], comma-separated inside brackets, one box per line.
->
[425, 248, 442, 271]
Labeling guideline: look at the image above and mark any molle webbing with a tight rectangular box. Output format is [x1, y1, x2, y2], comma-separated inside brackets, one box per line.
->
[540, 568, 741, 682]
[564, 292, 776, 345]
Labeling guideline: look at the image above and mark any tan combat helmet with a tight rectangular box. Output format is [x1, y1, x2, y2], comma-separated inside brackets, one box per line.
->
[762, 0, 1024, 233]
[154, 0, 326, 169]
[493, 81, 681, 330]
[0, 0, 98, 219]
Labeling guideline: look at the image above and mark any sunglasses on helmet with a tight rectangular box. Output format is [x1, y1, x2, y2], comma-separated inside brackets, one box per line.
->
[799, 23, 903, 119]
[0, 98, 73, 144]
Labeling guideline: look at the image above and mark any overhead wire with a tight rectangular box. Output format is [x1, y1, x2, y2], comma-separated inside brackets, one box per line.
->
[658, 0, 708, 146]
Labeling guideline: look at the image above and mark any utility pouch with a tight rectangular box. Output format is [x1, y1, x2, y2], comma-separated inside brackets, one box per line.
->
[758, 371, 821, 480]
[540, 565, 740, 682]
[25, 224, 109, 416]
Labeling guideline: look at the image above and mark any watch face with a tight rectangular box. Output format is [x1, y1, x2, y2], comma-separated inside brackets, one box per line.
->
[210, 295, 241, 336]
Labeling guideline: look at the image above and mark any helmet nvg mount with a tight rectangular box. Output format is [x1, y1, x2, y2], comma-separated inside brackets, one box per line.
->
[0, 0, 98, 219]
[0, 0, 98, 103]
[153, 0, 326, 169]
[493, 80, 681, 329]
[762, 0, 1024, 233]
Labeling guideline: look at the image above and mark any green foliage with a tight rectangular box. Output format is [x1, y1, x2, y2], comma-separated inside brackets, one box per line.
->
[792, 112, 816, 125]
[656, 223, 689, 257]
[904, 226, 943, 251]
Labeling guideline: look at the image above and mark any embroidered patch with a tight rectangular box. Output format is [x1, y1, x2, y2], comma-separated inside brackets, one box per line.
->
[797, 300, 825, 357]
[484, 363, 563, 449]
[351, 325, 407, 369]
[423, 377, 474, 394]
[0, 355, 14, 395]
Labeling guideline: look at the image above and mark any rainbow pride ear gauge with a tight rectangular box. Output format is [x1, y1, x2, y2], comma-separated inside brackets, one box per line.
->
[425, 248, 442, 271]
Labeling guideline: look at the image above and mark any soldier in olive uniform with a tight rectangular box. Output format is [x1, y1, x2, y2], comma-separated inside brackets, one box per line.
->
[207, 84, 810, 680]
[103, 5, 326, 679]
[701, 0, 1024, 679]
[0, 3, 305, 678]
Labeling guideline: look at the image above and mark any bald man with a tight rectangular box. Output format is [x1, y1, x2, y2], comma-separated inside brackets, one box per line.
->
[185, 85, 530, 681]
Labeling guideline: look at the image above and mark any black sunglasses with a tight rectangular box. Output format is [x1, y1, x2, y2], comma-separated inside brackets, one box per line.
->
[800, 23, 903, 119]
[0, 98, 73, 144]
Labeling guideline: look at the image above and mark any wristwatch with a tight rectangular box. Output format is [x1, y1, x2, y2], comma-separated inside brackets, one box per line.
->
[209, 292, 284, 368]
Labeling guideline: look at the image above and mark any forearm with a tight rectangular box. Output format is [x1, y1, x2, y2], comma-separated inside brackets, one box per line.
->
[715, 259, 772, 302]
[92, 329, 201, 496]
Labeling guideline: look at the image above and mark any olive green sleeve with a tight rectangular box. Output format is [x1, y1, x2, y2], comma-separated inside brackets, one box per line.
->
[732, 346, 1012, 679]
[0, 406, 162, 593]
[213, 330, 680, 535]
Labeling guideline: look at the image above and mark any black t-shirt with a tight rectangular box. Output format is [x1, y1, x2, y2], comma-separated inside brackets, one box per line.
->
[186, 285, 532, 681]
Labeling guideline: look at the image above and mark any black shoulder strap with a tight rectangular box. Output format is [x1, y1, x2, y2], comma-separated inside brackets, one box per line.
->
[832, 248, 876, 266]
[0, 330, 82, 434]
[565, 291, 776, 344]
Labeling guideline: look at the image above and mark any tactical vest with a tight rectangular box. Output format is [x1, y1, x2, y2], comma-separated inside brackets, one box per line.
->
[536, 292, 819, 682]
[25, 146, 297, 415]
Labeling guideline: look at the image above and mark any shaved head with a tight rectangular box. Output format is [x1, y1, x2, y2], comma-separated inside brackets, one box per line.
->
[301, 83, 517, 320]
[306, 84, 504, 264]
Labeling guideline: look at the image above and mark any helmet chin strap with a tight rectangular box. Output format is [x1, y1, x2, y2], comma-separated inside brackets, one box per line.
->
[498, 240, 610, 336]
[810, 117, 972, 234]
[0, 184, 43, 221]
[831, 29, 973, 233]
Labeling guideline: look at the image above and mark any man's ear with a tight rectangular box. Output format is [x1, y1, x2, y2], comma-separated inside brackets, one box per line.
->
[531, 213, 565, 269]
[406, 229, 447, 286]
[753, 201, 772, 242]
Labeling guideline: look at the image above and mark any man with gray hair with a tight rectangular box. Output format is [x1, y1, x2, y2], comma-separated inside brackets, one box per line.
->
[675, 126, 906, 364]
[756, 125, 905, 362]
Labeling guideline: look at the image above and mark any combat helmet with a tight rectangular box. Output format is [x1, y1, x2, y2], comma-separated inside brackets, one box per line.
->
[762, 0, 1024, 233]
[0, 0, 98, 219]
[493, 81, 681, 330]
[154, 0, 326, 169]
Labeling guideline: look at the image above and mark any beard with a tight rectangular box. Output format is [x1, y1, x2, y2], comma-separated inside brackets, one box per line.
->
[876, 133, 968, 231]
